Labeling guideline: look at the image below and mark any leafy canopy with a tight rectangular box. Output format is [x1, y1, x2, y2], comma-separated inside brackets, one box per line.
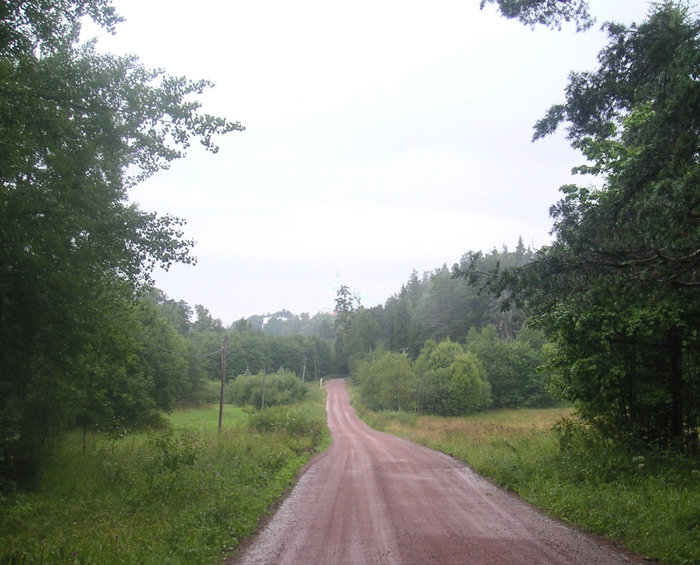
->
[491, 1, 700, 450]
[479, 0, 594, 31]
[0, 0, 242, 487]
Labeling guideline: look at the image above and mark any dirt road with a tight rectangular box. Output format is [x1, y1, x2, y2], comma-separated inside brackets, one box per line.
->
[230, 379, 644, 565]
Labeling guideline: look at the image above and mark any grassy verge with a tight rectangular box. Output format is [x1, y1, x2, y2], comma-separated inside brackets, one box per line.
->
[0, 385, 328, 564]
[356, 403, 700, 565]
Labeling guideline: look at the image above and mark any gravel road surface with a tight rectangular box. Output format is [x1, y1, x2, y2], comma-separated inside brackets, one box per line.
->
[229, 378, 645, 565]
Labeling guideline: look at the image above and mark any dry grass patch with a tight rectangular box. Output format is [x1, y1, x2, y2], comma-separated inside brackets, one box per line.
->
[380, 407, 573, 447]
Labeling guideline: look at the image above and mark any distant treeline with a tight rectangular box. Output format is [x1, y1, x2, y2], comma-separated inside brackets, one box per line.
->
[149, 290, 336, 387]
[228, 240, 554, 414]
[243, 240, 533, 355]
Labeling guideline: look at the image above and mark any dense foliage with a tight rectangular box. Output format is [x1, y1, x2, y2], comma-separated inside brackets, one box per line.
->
[354, 324, 554, 416]
[333, 240, 534, 365]
[241, 310, 336, 339]
[318, 242, 556, 415]
[174, 302, 334, 384]
[487, 1, 700, 451]
[0, 0, 242, 488]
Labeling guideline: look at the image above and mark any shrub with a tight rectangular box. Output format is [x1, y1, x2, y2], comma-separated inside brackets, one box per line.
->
[229, 371, 307, 407]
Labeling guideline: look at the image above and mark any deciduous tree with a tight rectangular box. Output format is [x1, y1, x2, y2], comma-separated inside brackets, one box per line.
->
[0, 0, 241, 486]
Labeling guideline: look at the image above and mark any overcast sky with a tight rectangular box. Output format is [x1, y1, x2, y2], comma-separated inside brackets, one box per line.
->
[91, 0, 658, 324]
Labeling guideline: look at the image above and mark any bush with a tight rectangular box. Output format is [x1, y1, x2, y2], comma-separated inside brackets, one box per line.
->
[248, 404, 326, 448]
[228, 371, 307, 407]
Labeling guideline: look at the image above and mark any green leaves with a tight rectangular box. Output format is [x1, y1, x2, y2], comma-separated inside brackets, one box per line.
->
[499, 2, 700, 451]
[355, 352, 415, 412]
[479, 0, 594, 31]
[0, 0, 122, 57]
[0, 1, 242, 486]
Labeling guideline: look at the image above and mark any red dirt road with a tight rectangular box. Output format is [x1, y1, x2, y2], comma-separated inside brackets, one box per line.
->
[230, 379, 644, 565]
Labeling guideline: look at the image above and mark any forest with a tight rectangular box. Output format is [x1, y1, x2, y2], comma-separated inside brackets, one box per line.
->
[1, 0, 698, 494]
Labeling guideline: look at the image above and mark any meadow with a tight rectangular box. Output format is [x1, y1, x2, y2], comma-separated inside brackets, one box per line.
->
[357, 404, 700, 565]
[0, 386, 328, 564]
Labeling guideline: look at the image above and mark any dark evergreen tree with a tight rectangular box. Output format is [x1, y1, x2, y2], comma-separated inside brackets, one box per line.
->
[493, 2, 700, 450]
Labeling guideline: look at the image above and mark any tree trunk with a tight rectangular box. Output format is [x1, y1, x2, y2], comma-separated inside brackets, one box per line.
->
[668, 328, 684, 445]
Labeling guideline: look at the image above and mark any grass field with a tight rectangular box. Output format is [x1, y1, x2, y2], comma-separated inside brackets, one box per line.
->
[166, 403, 250, 430]
[357, 403, 700, 565]
[0, 386, 328, 564]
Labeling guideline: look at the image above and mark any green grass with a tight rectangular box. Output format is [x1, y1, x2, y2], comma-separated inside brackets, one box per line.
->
[0, 385, 328, 564]
[359, 405, 700, 565]
[166, 403, 250, 431]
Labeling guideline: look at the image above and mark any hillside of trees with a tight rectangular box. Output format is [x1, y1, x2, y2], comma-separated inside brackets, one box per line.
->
[327, 241, 558, 415]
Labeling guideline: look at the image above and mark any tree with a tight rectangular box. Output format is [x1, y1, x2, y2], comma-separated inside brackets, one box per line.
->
[333, 285, 358, 374]
[447, 352, 491, 415]
[419, 266, 461, 341]
[301, 335, 335, 380]
[414, 339, 463, 415]
[262, 310, 302, 336]
[493, 2, 700, 450]
[0, 1, 122, 57]
[0, 0, 241, 486]
[344, 306, 381, 371]
[383, 292, 419, 355]
[355, 352, 415, 412]
[226, 331, 268, 376]
[229, 370, 307, 407]
[465, 325, 552, 408]
[192, 305, 223, 333]
[479, 0, 594, 31]
[149, 289, 192, 335]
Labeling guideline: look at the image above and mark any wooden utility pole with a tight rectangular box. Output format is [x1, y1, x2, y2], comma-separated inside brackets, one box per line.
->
[218, 335, 228, 432]
[261, 369, 266, 409]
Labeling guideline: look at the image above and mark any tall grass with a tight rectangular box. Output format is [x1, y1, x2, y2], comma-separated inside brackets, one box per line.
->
[0, 386, 328, 564]
[360, 404, 700, 565]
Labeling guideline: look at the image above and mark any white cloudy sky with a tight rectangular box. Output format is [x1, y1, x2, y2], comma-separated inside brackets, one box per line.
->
[90, 0, 657, 324]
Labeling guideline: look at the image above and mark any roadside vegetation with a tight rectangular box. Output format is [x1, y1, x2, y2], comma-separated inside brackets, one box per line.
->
[356, 400, 700, 565]
[0, 386, 328, 564]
